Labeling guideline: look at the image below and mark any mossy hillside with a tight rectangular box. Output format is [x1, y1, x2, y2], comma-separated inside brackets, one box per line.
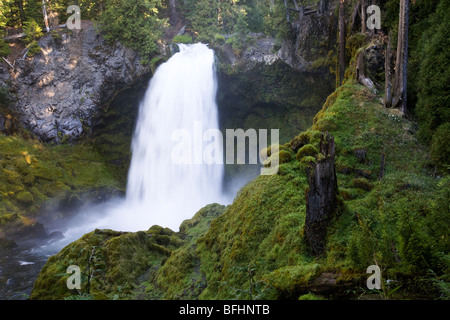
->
[166, 81, 448, 299]
[29, 81, 449, 300]
[0, 134, 122, 237]
[153, 203, 227, 299]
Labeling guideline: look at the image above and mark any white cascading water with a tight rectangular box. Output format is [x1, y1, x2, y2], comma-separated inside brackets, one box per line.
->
[122, 43, 225, 230]
[61, 43, 225, 237]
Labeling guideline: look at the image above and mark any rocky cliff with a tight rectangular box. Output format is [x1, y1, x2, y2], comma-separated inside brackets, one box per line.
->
[3, 23, 150, 143]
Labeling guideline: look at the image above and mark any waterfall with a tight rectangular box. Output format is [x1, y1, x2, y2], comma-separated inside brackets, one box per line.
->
[63, 43, 225, 235]
[120, 43, 225, 231]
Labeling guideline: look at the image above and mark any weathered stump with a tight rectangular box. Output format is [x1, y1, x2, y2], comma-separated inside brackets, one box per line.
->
[304, 132, 338, 255]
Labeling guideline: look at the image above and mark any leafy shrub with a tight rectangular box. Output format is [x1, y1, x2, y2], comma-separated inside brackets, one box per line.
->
[173, 34, 192, 44]
[26, 40, 42, 57]
[214, 34, 225, 44]
[22, 19, 43, 44]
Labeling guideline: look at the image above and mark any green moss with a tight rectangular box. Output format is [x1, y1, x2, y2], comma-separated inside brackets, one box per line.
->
[16, 191, 33, 206]
[0, 133, 123, 237]
[278, 150, 293, 164]
[289, 132, 310, 152]
[352, 178, 374, 192]
[296, 144, 319, 161]
[31, 204, 227, 300]
[298, 292, 327, 300]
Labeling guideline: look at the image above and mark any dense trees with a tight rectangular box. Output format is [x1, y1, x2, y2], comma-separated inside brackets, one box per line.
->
[414, 0, 450, 169]
[98, 0, 166, 62]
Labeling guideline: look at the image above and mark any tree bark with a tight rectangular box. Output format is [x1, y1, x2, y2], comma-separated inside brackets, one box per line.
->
[42, 0, 50, 32]
[304, 132, 338, 256]
[284, 0, 290, 22]
[338, 0, 346, 86]
[384, 33, 392, 108]
[361, 0, 366, 33]
[292, 0, 302, 20]
[169, 0, 179, 26]
[392, 0, 409, 115]
[401, 0, 409, 116]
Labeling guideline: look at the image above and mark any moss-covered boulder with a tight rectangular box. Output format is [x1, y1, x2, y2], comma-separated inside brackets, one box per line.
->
[30, 204, 227, 300]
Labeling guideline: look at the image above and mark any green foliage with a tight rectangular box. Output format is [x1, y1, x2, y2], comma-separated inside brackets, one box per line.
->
[413, 0, 450, 169]
[213, 33, 225, 44]
[179, 0, 290, 43]
[278, 150, 293, 164]
[26, 40, 42, 57]
[172, 34, 192, 44]
[0, 39, 10, 57]
[98, 0, 167, 59]
[18, 19, 43, 57]
[262, 0, 290, 40]
[22, 19, 43, 44]
[430, 123, 450, 170]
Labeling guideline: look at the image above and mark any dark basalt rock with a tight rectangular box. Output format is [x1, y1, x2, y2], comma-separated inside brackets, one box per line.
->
[0, 237, 18, 250]
[7, 23, 151, 143]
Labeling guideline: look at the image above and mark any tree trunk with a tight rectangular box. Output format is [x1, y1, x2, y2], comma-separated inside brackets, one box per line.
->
[304, 132, 338, 256]
[401, 0, 409, 116]
[361, 0, 366, 33]
[169, 0, 179, 26]
[293, 0, 302, 20]
[384, 33, 392, 108]
[338, 0, 346, 86]
[42, 0, 50, 32]
[392, 0, 409, 115]
[284, 0, 290, 22]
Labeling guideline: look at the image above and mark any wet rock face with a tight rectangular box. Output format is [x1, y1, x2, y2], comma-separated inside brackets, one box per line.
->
[281, 12, 337, 72]
[9, 24, 150, 143]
